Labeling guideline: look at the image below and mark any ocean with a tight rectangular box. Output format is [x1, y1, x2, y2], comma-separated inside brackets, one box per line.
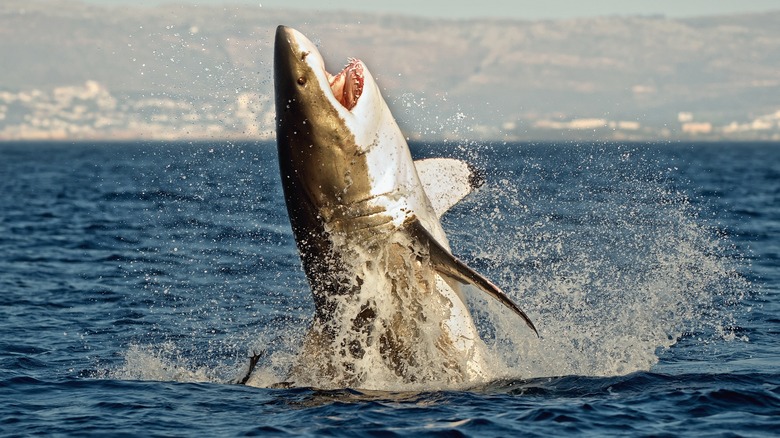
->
[1, 141, 778, 436]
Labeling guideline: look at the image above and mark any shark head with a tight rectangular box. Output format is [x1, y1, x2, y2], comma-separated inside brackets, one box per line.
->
[274, 25, 434, 233]
[275, 26, 366, 112]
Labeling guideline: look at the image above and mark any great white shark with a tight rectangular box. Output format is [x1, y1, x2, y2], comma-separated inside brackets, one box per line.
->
[259, 25, 537, 389]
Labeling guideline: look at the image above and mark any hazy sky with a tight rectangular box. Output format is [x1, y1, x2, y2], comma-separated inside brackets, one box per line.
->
[83, 0, 780, 20]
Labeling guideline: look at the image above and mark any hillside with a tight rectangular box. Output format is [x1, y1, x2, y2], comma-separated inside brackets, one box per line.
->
[2, 0, 779, 141]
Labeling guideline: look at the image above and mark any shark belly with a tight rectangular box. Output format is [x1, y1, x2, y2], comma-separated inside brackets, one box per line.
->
[287, 193, 489, 388]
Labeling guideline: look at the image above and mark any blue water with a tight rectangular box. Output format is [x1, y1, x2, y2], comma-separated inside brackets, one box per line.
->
[1, 141, 778, 436]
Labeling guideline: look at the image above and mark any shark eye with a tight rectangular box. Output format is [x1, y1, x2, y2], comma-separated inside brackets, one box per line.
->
[297, 77, 306, 85]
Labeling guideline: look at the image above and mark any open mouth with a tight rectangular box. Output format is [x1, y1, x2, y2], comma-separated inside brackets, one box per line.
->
[327, 58, 364, 110]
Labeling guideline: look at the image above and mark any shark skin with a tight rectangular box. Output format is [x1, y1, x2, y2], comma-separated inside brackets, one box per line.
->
[267, 25, 537, 389]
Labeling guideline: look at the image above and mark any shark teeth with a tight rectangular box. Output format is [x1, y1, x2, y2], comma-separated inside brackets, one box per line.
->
[329, 58, 364, 110]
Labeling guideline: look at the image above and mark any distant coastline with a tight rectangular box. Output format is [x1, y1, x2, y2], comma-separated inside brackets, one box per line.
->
[1, 0, 779, 142]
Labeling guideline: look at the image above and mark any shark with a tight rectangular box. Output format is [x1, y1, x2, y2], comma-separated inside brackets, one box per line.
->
[260, 25, 537, 389]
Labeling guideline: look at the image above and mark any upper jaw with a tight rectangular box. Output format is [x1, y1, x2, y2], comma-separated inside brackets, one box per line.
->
[328, 58, 364, 111]
[276, 25, 365, 112]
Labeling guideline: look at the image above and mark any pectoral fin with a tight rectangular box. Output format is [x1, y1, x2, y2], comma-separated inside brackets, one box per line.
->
[415, 158, 484, 218]
[405, 218, 539, 337]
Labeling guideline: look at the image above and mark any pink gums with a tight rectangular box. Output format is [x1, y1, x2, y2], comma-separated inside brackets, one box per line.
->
[329, 58, 364, 110]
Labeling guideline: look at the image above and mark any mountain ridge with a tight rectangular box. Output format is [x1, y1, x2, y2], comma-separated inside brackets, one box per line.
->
[2, 0, 779, 141]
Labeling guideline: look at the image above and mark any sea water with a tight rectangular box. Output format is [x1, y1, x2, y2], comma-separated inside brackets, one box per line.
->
[1, 141, 777, 436]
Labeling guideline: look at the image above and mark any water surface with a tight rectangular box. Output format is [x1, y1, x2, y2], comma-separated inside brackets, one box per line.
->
[1, 141, 777, 436]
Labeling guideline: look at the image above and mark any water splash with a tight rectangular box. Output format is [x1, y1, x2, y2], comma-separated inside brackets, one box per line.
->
[112, 343, 226, 383]
[449, 143, 750, 379]
[113, 143, 750, 389]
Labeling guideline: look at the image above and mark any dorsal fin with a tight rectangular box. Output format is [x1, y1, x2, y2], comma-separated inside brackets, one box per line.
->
[415, 158, 484, 218]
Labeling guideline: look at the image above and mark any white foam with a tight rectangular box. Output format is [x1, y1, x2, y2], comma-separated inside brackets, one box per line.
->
[112, 146, 750, 389]
[452, 154, 750, 379]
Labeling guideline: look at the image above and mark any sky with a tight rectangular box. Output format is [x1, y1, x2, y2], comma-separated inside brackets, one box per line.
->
[83, 0, 780, 20]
